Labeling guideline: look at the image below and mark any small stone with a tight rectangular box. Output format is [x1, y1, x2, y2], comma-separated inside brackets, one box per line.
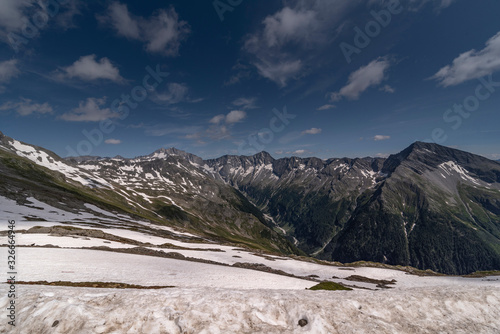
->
[52, 320, 59, 327]
[298, 319, 308, 327]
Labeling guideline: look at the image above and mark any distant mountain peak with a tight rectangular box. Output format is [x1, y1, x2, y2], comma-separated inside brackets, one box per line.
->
[141, 147, 204, 165]
[253, 151, 274, 160]
[150, 147, 187, 156]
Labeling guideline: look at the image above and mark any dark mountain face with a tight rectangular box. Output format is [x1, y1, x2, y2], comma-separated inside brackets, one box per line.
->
[207, 142, 500, 274]
[326, 143, 500, 274]
[1, 132, 499, 274]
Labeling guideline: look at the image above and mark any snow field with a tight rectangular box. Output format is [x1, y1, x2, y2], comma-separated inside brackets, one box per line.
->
[0, 248, 315, 290]
[4, 221, 498, 291]
[0, 285, 499, 334]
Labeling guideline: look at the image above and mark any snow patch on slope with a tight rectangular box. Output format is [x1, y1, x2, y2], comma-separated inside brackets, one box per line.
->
[10, 140, 111, 188]
[439, 161, 480, 185]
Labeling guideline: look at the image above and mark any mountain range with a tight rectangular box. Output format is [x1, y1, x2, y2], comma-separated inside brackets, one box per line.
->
[1, 130, 499, 274]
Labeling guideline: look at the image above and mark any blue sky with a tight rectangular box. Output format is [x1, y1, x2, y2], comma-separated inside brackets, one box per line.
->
[1, 0, 500, 160]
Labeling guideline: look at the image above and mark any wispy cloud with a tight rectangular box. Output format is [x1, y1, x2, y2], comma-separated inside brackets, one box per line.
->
[154, 83, 188, 104]
[0, 59, 19, 83]
[302, 128, 322, 135]
[373, 135, 391, 141]
[407, 0, 457, 11]
[105, 139, 121, 144]
[252, 59, 302, 88]
[224, 62, 252, 86]
[60, 97, 119, 122]
[99, 2, 190, 56]
[380, 85, 395, 93]
[232, 97, 258, 110]
[291, 149, 306, 155]
[152, 83, 203, 107]
[317, 104, 335, 110]
[284, 149, 312, 156]
[0, 97, 53, 116]
[143, 124, 202, 137]
[431, 31, 500, 87]
[56, 54, 124, 83]
[330, 57, 392, 101]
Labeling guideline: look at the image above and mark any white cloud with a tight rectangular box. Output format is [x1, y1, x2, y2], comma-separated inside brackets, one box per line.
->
[302, 128, 322, 135]
[380, 85, 395, 93]
[232, 97, 258, 110]
[210, 110, 247, 125]
[101, 2, 190, 56]
[142, 9, 190, 55]
[0, 1, 82, 41]
[431, 31, 500, 87]
[375, 152, 390, 158]
[286, 149, 307, 155]
[0, 97, 52, 116]
[241, 0, 455, 87]
[105, 139, 121, 144]
[242, 0, 362, 87]
[261, 7, 317, 48]
[225, 110, 247, 124]
[0, 59, 19, 83]
[209, 114, 226, 124]
[60, 97, 119, 122]
[0, 1, 33, 32]
[317, 104, 335, 110]
[59, 55, 124, 83]
[105, 2, 140, 39]
[330, 57, 391, 101]
[253, 60, 303, 88]
[373, 135, 391, 141]
[205, 110, 247, 141]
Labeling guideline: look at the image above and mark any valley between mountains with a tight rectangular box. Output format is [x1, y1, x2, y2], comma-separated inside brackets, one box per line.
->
[0, 131, 499, 333]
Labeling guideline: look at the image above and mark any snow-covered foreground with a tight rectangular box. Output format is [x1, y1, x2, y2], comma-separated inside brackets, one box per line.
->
[1, 285, 499, 334]
[1, 218, 500, 332]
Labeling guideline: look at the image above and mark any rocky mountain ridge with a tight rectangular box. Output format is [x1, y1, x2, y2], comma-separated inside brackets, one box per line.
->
[1, 131, 499, 274]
